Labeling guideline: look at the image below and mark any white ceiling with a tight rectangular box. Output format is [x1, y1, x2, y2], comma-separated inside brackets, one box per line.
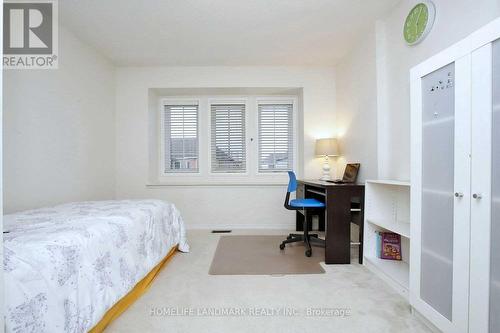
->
[60, 0, 399, 66]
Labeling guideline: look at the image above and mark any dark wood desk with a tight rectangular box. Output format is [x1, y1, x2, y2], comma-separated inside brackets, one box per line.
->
[296, 180, 365, 264]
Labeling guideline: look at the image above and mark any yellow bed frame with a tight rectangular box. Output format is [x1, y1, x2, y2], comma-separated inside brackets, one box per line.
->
[89, 245, 178, 332]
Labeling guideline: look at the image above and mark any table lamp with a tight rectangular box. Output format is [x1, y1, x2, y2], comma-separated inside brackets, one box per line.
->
[315, 138, 339, 181]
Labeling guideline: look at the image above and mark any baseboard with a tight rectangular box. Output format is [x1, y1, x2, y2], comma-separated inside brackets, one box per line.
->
[186, 224, 294, 230]
[410, 307, 442, 333]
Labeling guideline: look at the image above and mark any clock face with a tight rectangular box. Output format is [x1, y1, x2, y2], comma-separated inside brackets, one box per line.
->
[404, 2, 435, 45]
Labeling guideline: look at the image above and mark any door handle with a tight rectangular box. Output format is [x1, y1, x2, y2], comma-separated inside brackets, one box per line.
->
[454, 192, 464, 198]
[472, 193, 482, 200]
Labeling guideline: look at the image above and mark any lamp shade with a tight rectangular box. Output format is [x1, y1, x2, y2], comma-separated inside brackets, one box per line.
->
[315, 138, 339, 157]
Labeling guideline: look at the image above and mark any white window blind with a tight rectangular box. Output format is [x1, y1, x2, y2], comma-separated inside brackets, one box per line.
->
[164, 104, 199, 173]
[210, 104, 246, 173]
[258, 103, 294, 172]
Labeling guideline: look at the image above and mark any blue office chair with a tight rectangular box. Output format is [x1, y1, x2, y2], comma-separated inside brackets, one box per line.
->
[280, 171, 326, 257]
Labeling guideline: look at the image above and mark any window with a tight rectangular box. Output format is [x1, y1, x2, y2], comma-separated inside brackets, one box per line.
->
[163, 103, 199, 173]
[210, 103, 246, 173]
[258, 103, 294, 172]
[157, 95, 297, 184]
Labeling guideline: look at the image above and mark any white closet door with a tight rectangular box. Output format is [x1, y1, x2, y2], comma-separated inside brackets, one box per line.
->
[420, 62, 456, 322]
[490, 38, 500, 333]
[410, 57, 471, 333]
[469, 42, 493, 333]
[469, 39, 499, 333]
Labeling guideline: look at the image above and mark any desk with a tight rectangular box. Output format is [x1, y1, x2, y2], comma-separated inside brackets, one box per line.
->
[297, 180, 365, 264]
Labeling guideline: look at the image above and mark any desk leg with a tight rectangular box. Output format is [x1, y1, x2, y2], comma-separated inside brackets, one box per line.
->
[325, 188, 353, 264]
[358, 191, 365, 264]
[318, 210, 325, 231]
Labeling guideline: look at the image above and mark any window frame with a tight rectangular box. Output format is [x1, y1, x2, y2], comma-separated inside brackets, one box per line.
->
[207, 98, 250, 176]
[254, 97, 298, 177]
[159, 98, 202, 178]
[156, 95, 299, 185]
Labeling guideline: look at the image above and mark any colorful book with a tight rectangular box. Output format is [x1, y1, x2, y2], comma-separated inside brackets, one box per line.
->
[380, 232, 402, 261]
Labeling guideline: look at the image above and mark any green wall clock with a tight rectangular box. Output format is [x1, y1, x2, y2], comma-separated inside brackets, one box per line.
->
[403, 1, 436, 45]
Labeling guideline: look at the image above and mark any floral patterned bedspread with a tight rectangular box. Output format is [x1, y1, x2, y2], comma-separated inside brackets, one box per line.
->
[3, 199, 189, 333]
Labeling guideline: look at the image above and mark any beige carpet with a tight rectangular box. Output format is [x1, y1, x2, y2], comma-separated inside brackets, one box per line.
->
[106, 230, 432, 333]
[209, 235, 325, 275]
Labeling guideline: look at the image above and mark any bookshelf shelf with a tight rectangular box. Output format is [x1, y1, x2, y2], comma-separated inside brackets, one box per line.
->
[366, 179, 411, 187]
[367, 219, 410, 239]
[364, 180, 411, 299]
[365, 256, 409, 294]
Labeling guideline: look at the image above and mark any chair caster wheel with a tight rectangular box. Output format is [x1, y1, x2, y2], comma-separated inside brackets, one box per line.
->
[305, 249, 312, 257]
[279, 243, 285, 250]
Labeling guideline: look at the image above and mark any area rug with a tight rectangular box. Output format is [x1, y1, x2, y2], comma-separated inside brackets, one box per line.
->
[209, 235, 325, 275]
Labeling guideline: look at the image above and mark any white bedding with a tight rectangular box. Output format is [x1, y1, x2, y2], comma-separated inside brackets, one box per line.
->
[3, 199, 189, 333]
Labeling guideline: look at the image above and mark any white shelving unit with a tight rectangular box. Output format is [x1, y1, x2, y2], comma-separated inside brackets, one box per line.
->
[366, 218, 410, 238]
[364, 180, 411, 299]
[364, 179, 410, 187]
[365, 256, 410, 296]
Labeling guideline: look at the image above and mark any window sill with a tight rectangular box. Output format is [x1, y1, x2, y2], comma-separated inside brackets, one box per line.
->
[146, 180, 288, 187]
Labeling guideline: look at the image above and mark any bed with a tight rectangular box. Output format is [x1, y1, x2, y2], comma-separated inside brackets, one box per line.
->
[3, 199, 189, 333]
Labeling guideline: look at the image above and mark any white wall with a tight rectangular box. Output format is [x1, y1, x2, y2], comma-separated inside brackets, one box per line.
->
[115, 66, 336, 229]
[335, 29, 379, 183]
[336, 0, 500, 181]
[3, 27, 116, 213]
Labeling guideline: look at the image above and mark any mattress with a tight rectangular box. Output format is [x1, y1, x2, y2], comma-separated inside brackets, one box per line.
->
[3, 199, 189, 333]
